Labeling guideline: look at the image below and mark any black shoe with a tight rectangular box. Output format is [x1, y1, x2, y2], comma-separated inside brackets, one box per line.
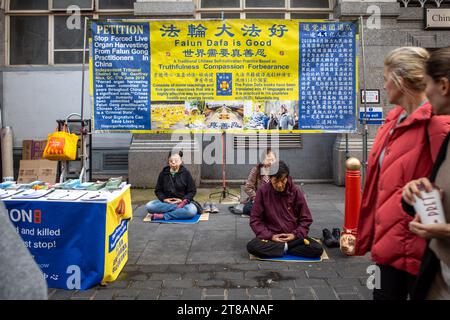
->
[322, 228, 339, 248]
[332, 228, 341, 244]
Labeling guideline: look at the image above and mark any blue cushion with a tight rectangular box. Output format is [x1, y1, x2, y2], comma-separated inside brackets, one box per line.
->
[251, 254, 322, 262]
[149, 214, 201, 224]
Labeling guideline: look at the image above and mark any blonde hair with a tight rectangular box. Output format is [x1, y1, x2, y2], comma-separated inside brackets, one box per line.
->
[384, 47, 430, 98]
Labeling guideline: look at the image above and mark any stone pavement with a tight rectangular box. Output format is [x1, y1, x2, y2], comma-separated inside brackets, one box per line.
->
[49, 184, 374, 300]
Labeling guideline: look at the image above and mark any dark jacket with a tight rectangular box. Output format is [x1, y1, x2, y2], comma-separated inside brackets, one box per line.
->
[402, 132, 450, 299]
[155, 165, 196, 202]
[250, 176, 313, 240]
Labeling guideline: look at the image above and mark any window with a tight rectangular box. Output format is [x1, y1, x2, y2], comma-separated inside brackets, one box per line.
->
[291, 13, 330, 19]
[245, 0, 285, 8]
[245, 12, 285, 19]
[52, 0, 94, 10]
[7, 0, 334, 65]
[9, 0, 48, 10]
[98, 14, 135, 21]
[201, 12, 241, 19]
[54, 15, 91, 64]
[197, 0, 333, 21]
[6, 0, 135, 65]
[201, 0, 240, 8]
[98, 0, 135, 10]
[291, 0, 330, 8]
[10, 16, 48, 65]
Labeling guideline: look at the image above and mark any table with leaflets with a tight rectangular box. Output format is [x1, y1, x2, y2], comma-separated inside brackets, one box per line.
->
[1, 182, 133, 290]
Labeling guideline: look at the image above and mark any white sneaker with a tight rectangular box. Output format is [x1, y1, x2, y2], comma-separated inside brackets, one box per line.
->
[203, 202, 212, 213]
[210, 203, 219, 214]
[143, 213, 152, 222]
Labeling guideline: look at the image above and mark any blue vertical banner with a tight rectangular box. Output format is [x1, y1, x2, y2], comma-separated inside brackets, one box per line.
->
[91, 22, 151, 131]
[298, 22, 357, 131]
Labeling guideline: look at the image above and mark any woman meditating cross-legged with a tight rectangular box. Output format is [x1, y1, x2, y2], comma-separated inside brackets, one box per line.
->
[144, 151, 199, 222]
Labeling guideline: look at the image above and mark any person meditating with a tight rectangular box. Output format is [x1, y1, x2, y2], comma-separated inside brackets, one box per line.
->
[241, 148, 277, 216]
[247, 161, 323, 259]
[144, 151, 199, 221]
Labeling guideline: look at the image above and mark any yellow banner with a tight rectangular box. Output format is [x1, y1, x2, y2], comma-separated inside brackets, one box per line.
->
[102, 186, 133, 284]
[150, 20, 299, 101]
[90, 19, 358, 133]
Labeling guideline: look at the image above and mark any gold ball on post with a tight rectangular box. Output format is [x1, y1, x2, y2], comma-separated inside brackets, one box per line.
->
[346, 157, 361, 171]
[340, 233, 356, 256]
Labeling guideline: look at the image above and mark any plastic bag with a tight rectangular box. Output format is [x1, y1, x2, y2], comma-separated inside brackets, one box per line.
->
[43, 125, 79, 161]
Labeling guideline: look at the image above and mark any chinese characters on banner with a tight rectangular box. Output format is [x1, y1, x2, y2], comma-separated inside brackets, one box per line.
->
[89, 20, 357, 132]
[299, 22, 357, 131]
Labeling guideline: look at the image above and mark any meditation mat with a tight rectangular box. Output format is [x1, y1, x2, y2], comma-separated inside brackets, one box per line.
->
[143, 213, 208, 224]
[249, 242, 329, 263]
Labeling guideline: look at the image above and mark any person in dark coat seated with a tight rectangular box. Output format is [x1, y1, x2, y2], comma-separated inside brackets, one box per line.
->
[144, 151, 198, 221]
[247, 161, 323, 258]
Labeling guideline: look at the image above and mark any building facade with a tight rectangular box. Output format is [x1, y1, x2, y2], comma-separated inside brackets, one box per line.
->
[0, 0, 449, 185]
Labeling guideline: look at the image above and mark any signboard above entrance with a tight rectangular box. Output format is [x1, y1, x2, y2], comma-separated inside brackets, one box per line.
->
[425, 8, 450, 30]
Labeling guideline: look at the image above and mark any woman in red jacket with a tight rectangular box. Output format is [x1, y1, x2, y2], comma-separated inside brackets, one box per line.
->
[354, 47, 450, 300]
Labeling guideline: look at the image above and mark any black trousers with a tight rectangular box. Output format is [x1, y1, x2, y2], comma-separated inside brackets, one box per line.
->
[373, 264, 417, 300]
[247, 237, 323, 259]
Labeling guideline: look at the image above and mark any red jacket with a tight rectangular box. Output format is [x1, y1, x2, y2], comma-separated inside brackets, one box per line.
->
[355, 102, 450, 275]
[250, 177, 312, 240]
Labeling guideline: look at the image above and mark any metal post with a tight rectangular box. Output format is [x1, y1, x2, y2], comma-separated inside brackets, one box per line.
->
[345, 133, 349, 159]
[0, 102, 3, 129]
[80, 17, 89, 182]
[359, 16, 368, 185]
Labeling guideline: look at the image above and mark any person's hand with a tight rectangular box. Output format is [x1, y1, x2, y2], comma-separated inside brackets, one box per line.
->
[271, 233, 295, 243]
[402, 177, 434, 206]
[278, 233, 295, 242]
[271, 234, 285, 243]
[409, 214, 450, 240]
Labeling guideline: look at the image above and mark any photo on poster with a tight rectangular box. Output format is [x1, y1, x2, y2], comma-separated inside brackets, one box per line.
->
[185, 100, 207, 130]
[263, 100, 299, 130]
[244, 102, 268, 130]
[150, 102, 187, 130]
[204, 101, 247, 130]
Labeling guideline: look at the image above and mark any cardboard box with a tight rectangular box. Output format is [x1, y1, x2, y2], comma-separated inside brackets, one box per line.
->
[22, 140, 48, 160]
[18, 160, 58, 184]
[22, 140, 33, 160]
[31, 140, 47, 160]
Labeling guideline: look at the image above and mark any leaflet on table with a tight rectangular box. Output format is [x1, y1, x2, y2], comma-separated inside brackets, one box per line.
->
[105, 182, 127, 191]
[79, 185, 130, 202]
[79, 191, 111, 202]
[72, 182, 95, 190]
[18, 181, 46, 190]
[0, 189, 24, 199]
[0, 181, 16, 189]
[11, 189, 55, 199]
[46, 190, 88, 201]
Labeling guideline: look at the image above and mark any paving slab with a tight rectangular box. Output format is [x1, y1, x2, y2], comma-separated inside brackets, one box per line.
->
[50, 184, 374, 300]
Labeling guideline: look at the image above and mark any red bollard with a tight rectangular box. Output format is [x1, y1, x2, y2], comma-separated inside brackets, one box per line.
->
[340, 157, 362, 255]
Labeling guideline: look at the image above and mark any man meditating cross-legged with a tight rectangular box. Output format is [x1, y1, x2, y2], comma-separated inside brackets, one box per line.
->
[247, 161, 323, 259]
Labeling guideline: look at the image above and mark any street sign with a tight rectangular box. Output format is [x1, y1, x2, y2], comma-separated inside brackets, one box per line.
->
[359, 106, 383, 125]
[425, 8, 450, 30]
[361, 89, 380, 104]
